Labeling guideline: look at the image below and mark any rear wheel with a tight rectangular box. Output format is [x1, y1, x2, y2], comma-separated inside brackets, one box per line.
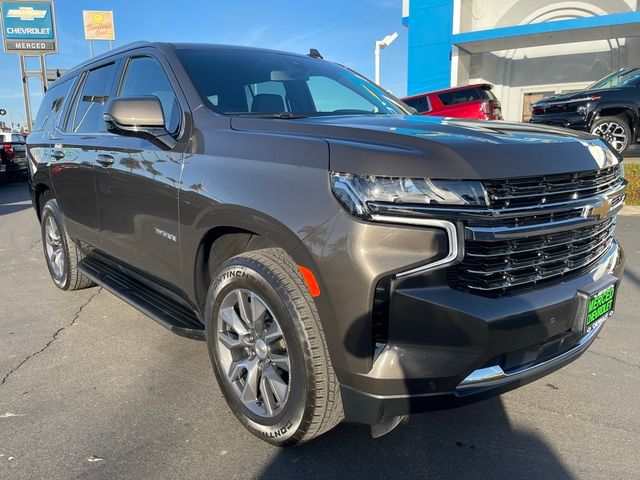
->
[590, 116, 631, 154]
[205, 248, 343, 446]
[40, 199, 94, 291]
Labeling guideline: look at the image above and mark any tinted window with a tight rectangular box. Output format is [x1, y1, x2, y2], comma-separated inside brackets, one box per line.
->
[33, 78, 73, 132]
[588, 68, 640, 90]
[438, 88, 483, 106]
[403, 96, 430, 113]
[70, 63, 117, 133]
[306, 76, 377, 113]
[11, 134, 26, 143]
[119, 56, 181, 134]
[176, 48, 411, 116]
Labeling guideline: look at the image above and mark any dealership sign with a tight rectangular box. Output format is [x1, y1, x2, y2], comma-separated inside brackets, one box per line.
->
[1, 0, 57, 54]
[83, 10, 115, 41]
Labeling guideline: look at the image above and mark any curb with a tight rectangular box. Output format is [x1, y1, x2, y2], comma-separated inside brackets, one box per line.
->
[620, 205, 640, 216]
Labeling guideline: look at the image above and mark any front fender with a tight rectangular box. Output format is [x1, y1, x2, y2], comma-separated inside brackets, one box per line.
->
[591, 102, 640, 129]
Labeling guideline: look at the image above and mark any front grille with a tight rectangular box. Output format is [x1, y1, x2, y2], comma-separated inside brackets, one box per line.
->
[484, 165, 623, 209]
[450, 218, 616, 295]
[448, 165, 624, 296]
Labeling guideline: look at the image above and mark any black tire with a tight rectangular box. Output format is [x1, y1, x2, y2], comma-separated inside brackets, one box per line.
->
[40, 198, 95, 291]
[590, 116, 631, 155]
[205, 248, 343, 446]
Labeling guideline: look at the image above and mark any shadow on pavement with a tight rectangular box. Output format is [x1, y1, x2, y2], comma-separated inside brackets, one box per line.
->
[258, 397, 573, 479]
[623, 268, 640, 288]
[0, 180, 31, 216]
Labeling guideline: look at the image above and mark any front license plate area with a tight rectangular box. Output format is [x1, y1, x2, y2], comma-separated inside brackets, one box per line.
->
[585, 284, 616, 332]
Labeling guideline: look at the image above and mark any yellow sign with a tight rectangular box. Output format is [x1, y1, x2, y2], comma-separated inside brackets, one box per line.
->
[82, 10, 114, 40]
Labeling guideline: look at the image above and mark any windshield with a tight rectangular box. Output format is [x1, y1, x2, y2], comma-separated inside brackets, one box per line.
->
[176, 47, 411, 117]
[587, 68, 640, 90]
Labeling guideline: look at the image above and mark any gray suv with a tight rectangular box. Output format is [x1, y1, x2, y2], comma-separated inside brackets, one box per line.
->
[28, 42, 626, 446]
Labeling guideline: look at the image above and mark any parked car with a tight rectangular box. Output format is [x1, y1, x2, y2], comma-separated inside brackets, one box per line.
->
[402, 83, 503, 120]
[530, 67, 640, 154]
[0, 132, 27, 181]
[28, 42, 626, 446]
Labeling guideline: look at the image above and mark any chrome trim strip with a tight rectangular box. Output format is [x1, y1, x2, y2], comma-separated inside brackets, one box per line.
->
[456, 318, 607, 393]
[465, 196, 623, 241]
[368, 181, 626, 219]
[369, 214, 460, 278]
[467, 219, 615, 258]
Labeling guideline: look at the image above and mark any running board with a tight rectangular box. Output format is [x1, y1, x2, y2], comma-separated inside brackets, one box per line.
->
[78, 256, 205, 340]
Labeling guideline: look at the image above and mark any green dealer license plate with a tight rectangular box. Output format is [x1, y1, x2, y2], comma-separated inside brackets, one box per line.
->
[585, 284, 616, 330]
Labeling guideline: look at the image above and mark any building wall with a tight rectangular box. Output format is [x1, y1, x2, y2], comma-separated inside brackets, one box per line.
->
[459, 0, 638, 32]
[407, 0, 640, 121]
[407, 0, 455, 94]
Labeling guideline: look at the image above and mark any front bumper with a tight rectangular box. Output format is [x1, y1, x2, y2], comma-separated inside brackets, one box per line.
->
[338, 240, 624, 425]
[530, 113, 589, 131]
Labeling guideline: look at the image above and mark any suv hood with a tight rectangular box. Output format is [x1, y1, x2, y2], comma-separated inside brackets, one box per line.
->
[230, 114, 619, 179]
[534, 88, 613, 105]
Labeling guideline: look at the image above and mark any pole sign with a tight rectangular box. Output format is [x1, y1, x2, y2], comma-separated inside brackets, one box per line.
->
[83, 10, 114, 41]
[1, 0, 57, 54]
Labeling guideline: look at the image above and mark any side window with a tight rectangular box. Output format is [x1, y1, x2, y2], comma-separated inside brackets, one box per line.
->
[70, 63, 117, 133]
[404, 96, 430, 113]
[33, 79, 73, 132]
[119, 56, 181, 135]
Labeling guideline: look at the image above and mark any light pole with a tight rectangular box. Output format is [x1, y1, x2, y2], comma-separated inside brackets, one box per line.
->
[374, 32, 398, 85]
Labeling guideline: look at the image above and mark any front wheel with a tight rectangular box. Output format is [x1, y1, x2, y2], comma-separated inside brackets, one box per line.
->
[205, 248, 343, 446]
[590, 116, 631, 154]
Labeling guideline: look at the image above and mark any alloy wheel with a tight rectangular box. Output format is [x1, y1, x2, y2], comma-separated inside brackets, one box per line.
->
[216, 288, 291, 418]
[592, 121, 628, 152]
[44, 215, 65, 280]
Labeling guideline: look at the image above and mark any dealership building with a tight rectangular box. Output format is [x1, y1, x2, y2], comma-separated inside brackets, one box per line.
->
[402, 0, 640, 121]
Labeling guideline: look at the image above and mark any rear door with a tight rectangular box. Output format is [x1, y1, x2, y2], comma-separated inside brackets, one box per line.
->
[94, 53, 187, 286]
[50, 61, 119, 246]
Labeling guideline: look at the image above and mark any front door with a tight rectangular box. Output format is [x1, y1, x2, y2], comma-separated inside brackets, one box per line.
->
[94, 54, 187, 287]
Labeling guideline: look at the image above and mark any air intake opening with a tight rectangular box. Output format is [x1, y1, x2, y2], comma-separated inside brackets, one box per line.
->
[372, 276, 392, 359]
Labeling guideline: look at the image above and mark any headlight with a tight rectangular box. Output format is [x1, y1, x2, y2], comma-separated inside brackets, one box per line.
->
[331, 172, 488, 219]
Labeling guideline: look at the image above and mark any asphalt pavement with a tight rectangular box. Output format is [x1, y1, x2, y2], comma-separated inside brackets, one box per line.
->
[1, 180, 639, 480]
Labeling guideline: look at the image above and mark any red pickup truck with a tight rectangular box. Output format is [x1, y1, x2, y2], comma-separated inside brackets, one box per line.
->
[402, 83, 503, 120]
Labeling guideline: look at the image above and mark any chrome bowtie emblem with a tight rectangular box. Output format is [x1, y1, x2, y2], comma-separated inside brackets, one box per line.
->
[585, 198, 612, 220]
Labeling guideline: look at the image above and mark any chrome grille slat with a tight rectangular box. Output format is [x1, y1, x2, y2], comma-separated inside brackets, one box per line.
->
[461, 243, 612, 292]
[466, 218, 615, 258]
[464, 229, 615, 275]
[449, 164, 624, 296]
[484, 165, 623, 209]
[488, 175, 621, 201]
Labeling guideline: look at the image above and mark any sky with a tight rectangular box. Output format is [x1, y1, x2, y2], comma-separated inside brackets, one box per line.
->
[0, 0, 408, 128]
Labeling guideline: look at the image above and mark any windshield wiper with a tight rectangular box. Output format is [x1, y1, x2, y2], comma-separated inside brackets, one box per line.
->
[229, 112, 308, 119]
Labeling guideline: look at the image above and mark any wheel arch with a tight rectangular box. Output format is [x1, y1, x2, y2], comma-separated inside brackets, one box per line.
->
[592, 103, 638, 132]
[186, 205, 326, 314]
[34, 181, 54, 221]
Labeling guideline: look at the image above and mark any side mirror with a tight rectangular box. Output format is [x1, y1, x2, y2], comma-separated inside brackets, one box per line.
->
[103, 96, 176, 149]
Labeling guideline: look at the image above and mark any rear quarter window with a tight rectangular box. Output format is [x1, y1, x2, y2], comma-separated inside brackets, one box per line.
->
[438, 88, 483, 106]
[33, 78, 74, 132]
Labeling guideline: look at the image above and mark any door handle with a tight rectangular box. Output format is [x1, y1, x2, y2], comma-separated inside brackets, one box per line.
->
[51, 149, 65, 160]
[96, 154, 115, 167]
